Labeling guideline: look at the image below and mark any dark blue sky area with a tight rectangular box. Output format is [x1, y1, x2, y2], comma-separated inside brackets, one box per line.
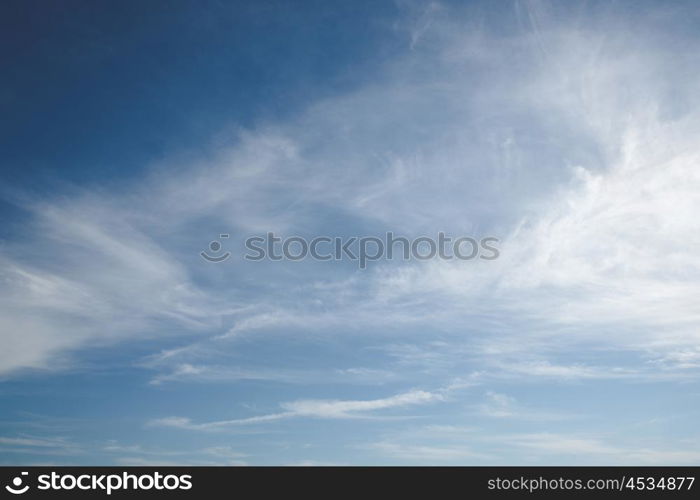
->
[0, 0, 400, 186]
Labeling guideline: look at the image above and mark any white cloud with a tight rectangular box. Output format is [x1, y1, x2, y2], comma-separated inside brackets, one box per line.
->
[474, 391, 572, 421]
[0, 435, 81, 456]
[149, 388, 443, 430]
[505, 432, 700, 465]
[367, 441, 485, 462]
[477, 392, 518, 418]
[0, 436, 71, 448]
[280, 389, 440, 418]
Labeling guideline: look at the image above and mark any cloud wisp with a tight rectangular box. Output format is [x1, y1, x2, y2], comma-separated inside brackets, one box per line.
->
[149, 388, 443, 431]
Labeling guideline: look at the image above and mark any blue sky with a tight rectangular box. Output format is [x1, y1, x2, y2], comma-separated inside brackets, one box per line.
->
[1, 0, 700, 465]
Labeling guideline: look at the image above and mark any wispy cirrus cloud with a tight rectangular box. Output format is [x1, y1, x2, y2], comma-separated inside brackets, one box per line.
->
[149, 388, 443, 431]
[2, 0, 699, 382]
[504, 432, 700, 465]
[0, 435, 82, 457]
[3, 0, 700, 465]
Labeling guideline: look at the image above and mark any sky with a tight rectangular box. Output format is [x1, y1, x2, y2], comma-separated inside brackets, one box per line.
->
[1, 0, 699, 465]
